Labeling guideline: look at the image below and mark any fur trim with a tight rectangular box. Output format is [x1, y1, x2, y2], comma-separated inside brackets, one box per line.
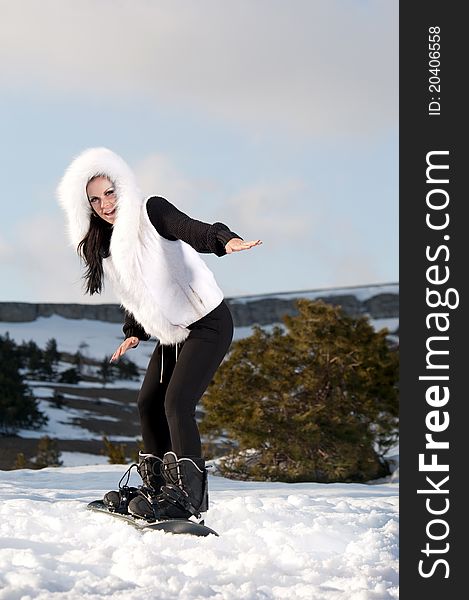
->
[57, 147, 142, 249]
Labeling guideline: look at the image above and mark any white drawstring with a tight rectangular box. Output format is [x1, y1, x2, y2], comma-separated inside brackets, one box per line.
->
[160, 343, 179, 384]
[160, 344, 164, 383]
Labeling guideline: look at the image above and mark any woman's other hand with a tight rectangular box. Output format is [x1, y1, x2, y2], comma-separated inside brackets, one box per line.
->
[225, 238, 262, 254]
[110, 336, 139, 363]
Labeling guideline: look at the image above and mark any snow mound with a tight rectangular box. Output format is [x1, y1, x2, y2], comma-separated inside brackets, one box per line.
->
[0, 465, 398, 599]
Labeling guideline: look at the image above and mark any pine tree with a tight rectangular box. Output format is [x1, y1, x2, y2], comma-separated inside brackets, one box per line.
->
[77, 342, 90, 376]
[201, 299, 399, 483]
[98, 357, 118, 386]
[0, 334, 48, 435]
[52, 390, 65, 408]
[58, 367, 81, 384]
[19, 339, 43, 378]
[115, 356, 140, 381]
[18, 339, 53, 381]
[73, 350, 84, 376]
[44, 338, 60, 377]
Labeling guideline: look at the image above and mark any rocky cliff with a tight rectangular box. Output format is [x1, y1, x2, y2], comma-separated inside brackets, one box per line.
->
[0, 283, 398, 330]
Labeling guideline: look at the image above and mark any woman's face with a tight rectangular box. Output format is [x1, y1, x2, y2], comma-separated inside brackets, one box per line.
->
[86, 176, 117, 224]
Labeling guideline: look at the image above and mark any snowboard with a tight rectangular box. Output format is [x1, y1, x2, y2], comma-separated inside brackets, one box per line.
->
[86, 500, 219, 537]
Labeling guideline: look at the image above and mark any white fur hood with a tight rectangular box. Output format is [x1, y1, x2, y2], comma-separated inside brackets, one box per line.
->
[57, 147, 143, 249]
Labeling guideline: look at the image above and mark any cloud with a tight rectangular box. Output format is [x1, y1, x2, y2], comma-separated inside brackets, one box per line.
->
[132, 157, 375, 288]
[0, 235, 12, 261]
[133, 155, 316, 248]
[318, 217, 382, 286]
[3, 215, 118, 303]
[133, 153, 218, 210]
[218, 180, 385, 289]
[223, 180, 313, 245]
[1, 0, 397, 137]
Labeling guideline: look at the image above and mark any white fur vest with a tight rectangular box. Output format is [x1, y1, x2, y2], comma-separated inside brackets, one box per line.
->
[57, 147, 224, 345]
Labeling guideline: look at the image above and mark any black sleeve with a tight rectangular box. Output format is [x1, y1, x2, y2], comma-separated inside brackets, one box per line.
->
[146, 196, 243, 257]
[122, 311, 151, 341]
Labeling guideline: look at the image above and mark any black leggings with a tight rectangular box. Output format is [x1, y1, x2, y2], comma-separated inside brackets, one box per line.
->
[137, 300, 234, 459]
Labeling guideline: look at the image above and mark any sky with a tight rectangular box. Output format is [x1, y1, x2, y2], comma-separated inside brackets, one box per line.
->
[0, 0, 398, 304]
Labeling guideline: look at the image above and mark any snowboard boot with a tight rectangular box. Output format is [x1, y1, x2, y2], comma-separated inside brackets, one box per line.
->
[136, 452, 165, 492]
[103, 452, 164, 515]
[126, 452, 165, 520]
[129, 451, 209, 522]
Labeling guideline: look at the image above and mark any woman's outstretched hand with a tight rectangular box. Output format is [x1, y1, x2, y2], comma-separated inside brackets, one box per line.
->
[225, 238, 262, 254]
[110, 336, 139, 363]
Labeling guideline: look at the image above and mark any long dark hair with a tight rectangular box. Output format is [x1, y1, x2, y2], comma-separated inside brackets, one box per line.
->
[77, 210, 113, 295]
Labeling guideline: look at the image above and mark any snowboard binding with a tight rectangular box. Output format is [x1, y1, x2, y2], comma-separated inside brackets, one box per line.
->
[103, 453, 164, 514]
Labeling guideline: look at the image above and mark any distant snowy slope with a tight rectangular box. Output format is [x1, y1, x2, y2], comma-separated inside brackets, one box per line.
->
[232, 317, 398, 343]
[0, 312, 398, 365]
[0, 316, 155, 368]
[0, 284, 399, 368]
[0, 465, 398, 600]
[230, 283, 399, 304]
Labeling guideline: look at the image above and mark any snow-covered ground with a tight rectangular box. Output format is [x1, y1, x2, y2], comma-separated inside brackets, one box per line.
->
[10, 382, 138, 444]
[0, 465, 398, 600]
[16, 397, 136, 443]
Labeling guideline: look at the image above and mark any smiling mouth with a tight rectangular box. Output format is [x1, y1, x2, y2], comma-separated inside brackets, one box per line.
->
[103, 208, 116, 217]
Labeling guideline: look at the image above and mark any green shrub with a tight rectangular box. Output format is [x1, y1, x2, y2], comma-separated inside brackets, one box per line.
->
[201, 299, 399, 483]
[34, 435, 63, 468]
[102, 435, 128, 464]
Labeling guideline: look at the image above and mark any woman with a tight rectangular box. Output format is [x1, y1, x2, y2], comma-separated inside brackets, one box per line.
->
[57, 147, 261, 523]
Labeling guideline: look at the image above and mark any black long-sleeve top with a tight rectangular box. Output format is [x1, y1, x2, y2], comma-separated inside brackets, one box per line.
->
[122, 197, 241, 341]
